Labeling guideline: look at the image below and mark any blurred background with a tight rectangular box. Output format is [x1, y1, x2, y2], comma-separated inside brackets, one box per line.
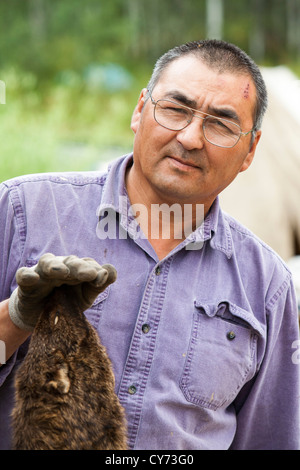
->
[0, 0, 300, 267]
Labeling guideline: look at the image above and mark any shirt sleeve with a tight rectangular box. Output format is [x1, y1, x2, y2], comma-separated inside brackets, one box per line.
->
[0, 182, 23, 300]
[0, 182, 24, 383]
[230, 277, 300, 450]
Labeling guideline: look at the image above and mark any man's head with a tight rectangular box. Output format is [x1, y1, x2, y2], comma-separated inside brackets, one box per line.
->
[129, 40, 267, 212]
[147, 39, 268, 135]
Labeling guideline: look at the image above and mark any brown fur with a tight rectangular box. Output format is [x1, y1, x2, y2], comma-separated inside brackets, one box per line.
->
[11, 284, 127, 450]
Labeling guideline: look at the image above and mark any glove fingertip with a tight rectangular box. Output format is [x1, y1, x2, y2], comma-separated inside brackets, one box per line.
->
[101, 264, 117, 285]
[16, 268, 40, 287]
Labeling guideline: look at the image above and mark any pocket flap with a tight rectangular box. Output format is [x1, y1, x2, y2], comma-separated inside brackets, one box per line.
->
[194, 299, 265, 337]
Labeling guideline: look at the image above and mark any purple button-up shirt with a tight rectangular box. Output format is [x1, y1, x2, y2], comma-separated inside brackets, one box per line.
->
[0, 154, 299, 450]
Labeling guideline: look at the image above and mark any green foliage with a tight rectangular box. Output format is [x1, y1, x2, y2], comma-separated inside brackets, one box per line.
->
[0, 66, 150, 181]
[1, 0, 298, 81]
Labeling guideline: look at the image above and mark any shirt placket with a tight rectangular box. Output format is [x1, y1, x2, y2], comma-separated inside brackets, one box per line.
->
[118, 258, 172, 449]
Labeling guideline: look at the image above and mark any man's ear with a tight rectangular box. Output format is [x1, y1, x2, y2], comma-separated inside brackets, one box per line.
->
[239, 130, 262, 173]
[131, 88, 148, 134]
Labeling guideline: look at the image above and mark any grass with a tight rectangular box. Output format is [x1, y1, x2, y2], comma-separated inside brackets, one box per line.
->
[0, 66, 148, 182]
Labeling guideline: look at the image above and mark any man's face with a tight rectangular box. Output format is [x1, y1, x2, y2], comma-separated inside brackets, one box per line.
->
[130, 55, 261, 210]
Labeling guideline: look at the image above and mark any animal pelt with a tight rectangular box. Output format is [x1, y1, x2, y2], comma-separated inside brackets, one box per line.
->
[11, 284, 127, 450]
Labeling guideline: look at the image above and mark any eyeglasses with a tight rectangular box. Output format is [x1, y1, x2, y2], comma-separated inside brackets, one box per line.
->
[148, 90, 254, 148]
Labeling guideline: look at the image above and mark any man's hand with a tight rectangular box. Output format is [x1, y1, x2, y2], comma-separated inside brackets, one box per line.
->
[8, 253, 117, 331]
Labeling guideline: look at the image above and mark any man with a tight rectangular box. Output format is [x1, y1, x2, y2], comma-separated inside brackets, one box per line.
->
[0, 40, 299, 450]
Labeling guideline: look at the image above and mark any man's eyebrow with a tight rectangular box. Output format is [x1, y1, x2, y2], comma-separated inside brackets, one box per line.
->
[162, 91, 241, 124]
[163, 91, 198, 109]
[207, 106, 241, 124]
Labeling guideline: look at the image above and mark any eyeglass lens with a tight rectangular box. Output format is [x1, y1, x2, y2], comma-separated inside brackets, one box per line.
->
[154, 100, 241, 148]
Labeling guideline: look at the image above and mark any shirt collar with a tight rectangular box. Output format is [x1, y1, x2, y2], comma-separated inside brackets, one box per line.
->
[204, 198, 233, 259]
[99, 153, 133, 213]
[98, 153, 233, 259]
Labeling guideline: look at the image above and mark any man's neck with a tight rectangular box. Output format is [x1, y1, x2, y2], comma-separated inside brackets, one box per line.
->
[125, 165, 207, 260]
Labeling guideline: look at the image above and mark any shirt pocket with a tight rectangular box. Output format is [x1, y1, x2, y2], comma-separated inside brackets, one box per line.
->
[179, 300, 261, 411]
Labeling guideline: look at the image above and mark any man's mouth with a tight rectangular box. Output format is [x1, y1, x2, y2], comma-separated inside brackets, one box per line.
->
[167, 155, 200, 170]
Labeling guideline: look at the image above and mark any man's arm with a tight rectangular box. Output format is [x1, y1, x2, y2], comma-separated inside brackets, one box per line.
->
[0, 299, 30, 364]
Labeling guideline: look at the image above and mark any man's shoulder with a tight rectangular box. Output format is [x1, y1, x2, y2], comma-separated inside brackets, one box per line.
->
[1, 154, 131, 194]
[1, 169, 108, 190]
[223, 210, 291, 275]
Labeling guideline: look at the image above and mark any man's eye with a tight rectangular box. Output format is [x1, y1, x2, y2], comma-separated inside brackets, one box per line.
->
[162, 105, 188, 115]
[211, 118, 227, 127]
[208, 118, 237, 135]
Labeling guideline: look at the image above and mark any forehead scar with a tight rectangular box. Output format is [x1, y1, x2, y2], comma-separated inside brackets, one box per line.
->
[243, 83, 250, 99]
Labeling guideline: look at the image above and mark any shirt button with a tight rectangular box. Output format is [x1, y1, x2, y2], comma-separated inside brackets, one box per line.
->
[227, 331, 236, 340]
[155, 266, 161, 276]
[128, 385, 137, 395]
[142, 323, 151, 334]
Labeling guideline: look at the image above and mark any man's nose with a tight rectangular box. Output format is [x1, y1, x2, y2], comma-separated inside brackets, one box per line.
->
[175, 117, 205, 150]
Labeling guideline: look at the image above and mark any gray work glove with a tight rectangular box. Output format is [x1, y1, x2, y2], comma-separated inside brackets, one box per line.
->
[9, 253, 117, 332]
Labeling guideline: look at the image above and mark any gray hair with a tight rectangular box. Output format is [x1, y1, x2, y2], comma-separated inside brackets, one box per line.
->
[147, 39, 268, 133]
